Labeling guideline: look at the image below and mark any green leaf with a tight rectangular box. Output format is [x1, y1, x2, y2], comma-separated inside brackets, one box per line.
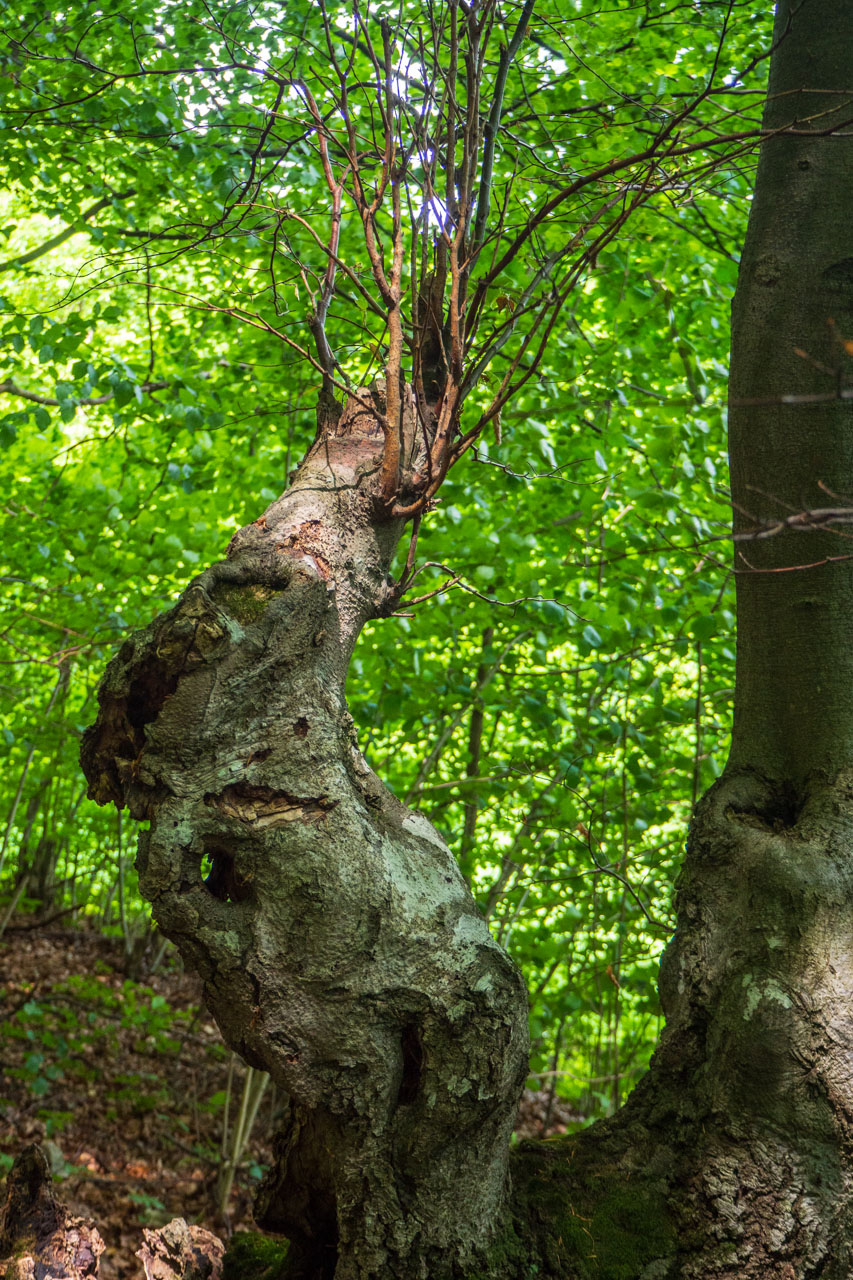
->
[689, 614, 718, 641]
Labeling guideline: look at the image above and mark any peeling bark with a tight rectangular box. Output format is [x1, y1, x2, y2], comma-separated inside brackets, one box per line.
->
[137, 1219, 224, 1280]
[82, 388, 529, 1280]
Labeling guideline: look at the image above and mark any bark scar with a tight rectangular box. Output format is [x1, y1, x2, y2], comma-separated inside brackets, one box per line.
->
[205, 784, 337, 828]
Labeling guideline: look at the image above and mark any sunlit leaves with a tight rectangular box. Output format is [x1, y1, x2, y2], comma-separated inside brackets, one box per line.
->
[0, 0, 775, 1122]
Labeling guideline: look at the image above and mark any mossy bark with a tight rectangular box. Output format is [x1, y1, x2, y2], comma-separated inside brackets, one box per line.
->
[82, 390, 529, 1280]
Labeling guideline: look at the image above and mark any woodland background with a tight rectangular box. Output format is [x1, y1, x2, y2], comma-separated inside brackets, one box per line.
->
[0, 0, 768, 1272]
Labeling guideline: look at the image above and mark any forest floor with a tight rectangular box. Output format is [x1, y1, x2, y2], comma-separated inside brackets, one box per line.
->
[0, 920, 580, 1278]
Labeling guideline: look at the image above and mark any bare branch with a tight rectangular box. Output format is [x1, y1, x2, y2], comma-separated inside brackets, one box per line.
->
[470, 0, 536, 257]
[0, 373, 212, 408]
[0, 191, 135, 273]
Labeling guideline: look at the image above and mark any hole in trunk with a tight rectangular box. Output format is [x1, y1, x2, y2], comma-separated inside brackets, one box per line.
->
[728, 781, 804, 833]
[202, 844, 251, 903]
[397, 1022, 424, 1106]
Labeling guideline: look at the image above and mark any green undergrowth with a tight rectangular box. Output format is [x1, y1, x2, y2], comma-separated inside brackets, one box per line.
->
[0, 968, 197, 1108]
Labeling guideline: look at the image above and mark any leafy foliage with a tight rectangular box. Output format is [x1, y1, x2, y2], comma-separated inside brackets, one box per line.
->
[0, 0, 774, 1117]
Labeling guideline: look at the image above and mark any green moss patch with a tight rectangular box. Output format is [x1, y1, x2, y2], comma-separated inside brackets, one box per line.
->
[222, 1230, 289, 1280]
[213, 583, 279, 626]
[511, 1136, 677, 1279]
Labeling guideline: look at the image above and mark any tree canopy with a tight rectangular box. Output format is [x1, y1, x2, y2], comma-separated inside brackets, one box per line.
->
[1, 0, 772, 1122]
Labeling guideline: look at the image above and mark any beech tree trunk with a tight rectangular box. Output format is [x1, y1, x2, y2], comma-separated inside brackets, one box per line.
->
[506, 4, 853, 1276]
[665, 0, 853, 1264]
[82, 3, 853, 1277]
[82, 389, 529, 1280]
[658, 0, 853, 1264]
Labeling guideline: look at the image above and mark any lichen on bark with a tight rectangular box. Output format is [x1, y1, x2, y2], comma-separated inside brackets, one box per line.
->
[82, 387, 530, 1280]
[80, 3, 853, 1270]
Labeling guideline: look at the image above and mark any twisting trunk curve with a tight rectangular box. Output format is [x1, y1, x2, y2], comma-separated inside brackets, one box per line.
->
[82, 388, 530, 1280]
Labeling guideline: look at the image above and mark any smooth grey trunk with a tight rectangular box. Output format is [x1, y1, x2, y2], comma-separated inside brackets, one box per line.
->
[499, 6, 853, 1277]
[672, 0, 853, 1221]
[82, 389, 529, 1280]
[542, 3, 853, 1275]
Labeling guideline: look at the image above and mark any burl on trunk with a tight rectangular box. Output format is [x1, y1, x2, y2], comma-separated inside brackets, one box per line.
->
[81, 387, 529, 1280]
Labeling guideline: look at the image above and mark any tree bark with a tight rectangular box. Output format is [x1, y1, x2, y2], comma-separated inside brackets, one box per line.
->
[81, 3, 853, 1276]
[655, 3, 853, 1266]
[81, 388, 529, 1280]
[505, 5, 853, 1276]
[0, 1144, 105, 1279]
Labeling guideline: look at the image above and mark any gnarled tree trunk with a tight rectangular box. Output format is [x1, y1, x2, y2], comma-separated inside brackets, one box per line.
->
[82, 389, 529, 1280]
[82, 3, 853, 1276]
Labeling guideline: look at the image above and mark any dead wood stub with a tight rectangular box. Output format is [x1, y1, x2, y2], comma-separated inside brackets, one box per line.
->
[136, 1218, 224, 1280]
[0, 1145, 104, 1279]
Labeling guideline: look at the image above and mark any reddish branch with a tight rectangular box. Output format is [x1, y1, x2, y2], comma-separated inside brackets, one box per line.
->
[4, 0, 805, 525]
